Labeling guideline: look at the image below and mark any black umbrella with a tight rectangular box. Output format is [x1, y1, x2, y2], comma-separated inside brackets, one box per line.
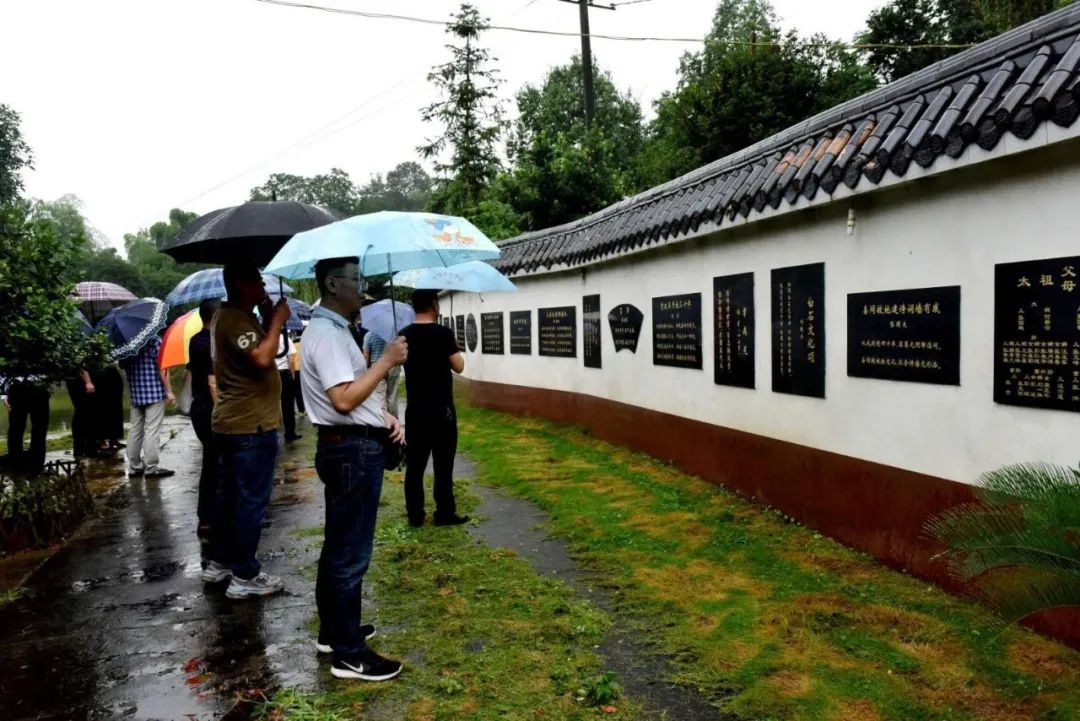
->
[159, 201, 341, 266]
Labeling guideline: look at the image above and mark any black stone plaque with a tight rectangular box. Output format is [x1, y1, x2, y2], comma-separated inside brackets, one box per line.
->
[510, 310, 532, 355]
[538, 306, 577, 358]
[583, 295, 602, 369]
[714, 273, 755, 388]
[481, 312, 504, 355]
[455, 314, 466, 351]
[848, 286, 960, 385]
[466, 314, 478, 352]
[652, 293, 703, 369]
[771, 263, 825, 398]
[994, 255, 1080, 412]
[608, 304, 644, 353]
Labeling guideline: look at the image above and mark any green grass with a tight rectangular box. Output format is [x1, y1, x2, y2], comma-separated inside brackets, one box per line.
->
[453, 404, 1080, 721]
[0, 587, 27, 606]
[255, 461, 635, 721]
[255, 403, 1080, 721]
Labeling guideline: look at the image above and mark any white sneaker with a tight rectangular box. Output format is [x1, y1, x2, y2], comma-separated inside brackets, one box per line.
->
[314, 624, 376, 654]
[201, 560, 232, 583]
[226, 572, 284, 599]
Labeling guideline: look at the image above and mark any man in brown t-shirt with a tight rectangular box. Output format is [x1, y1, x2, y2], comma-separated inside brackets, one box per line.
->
[201, 262, 291, 600]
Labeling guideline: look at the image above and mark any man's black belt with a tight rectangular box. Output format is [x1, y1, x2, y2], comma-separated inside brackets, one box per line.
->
[315, 424, 388, 442]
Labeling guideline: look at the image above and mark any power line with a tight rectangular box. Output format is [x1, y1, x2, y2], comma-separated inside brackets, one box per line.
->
[253, 0, 977, 50]
[174, 1, 540, 209]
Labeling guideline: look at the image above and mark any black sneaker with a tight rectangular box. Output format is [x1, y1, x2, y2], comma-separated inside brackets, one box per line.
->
[433, 514, 470, 526]
[314, 624, 376, 654]
[407, 515, 425, 528]
[144, 467, 175, 478]
[331, 649, 402, 681]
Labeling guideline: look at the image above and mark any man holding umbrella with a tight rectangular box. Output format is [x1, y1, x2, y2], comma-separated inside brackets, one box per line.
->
[301, 257, 406, 681]
[200, 263, 291, 600]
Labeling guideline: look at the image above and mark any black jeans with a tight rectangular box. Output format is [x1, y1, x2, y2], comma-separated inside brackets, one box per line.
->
[404, 406, 458, 523]
[279, 370, 298, 440]
[6, 383, 50, 471]
[315, 434, 385, 660]
[64, 377, 92, 457]
[190, 397, 218, 526]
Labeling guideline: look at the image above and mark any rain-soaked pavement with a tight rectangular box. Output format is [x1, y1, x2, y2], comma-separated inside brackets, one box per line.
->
[1, 414, 724, 721]
[0, 416, 328, 721]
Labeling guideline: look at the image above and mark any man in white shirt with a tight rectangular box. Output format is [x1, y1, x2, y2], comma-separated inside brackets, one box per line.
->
[301, 256, 407, 682]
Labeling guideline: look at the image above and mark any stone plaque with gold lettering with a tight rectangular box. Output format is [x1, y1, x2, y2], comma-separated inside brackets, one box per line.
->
[466, 314, 478, 352]
[714, 273, 755, 388]
[539, 306, 577, 358]
[510, 311, 532, 355]
[652, 293, 703, 369]
[995, 255, 1080, 412]
[583, 295, 602, 369]
[608, 304, 643, 353]
[771, 263, 825, 397]
[848, 286, 960, 385]
[481, 312, 504, 355]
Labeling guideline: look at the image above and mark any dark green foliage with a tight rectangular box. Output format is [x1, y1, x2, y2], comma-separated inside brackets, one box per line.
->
[926, 461, 1080, 626]
[859, 0, 1071, 83]
[497, 56, 645, 231]
[0, 105, 32, 207]
[640, 0, 877, 186]
[0, 201, 112, 391]
[419, 4, 504, 218]
[250, 162, 433, 216]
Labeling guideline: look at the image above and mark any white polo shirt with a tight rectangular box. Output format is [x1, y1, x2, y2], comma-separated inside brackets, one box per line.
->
[300, 306, 385, 428]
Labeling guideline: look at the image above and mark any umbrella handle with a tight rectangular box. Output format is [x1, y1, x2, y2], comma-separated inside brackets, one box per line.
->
[388, 253, 398, 336]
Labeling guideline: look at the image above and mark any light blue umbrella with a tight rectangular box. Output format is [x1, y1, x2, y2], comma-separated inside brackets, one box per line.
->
[392, 261, 516, 293]
[361, 299, 416, 343]
[165, 268, 293, 307]
[263, 211, 500, 279]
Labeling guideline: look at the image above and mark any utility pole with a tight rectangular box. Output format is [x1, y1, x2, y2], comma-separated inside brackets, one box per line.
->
[558, 0, 615, 129]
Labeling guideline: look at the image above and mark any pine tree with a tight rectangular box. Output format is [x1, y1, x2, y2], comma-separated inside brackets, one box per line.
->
[419, 4, 504, 215]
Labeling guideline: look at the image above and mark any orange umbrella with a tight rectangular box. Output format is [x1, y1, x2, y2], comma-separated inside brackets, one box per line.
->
[158, 310, 203, 369]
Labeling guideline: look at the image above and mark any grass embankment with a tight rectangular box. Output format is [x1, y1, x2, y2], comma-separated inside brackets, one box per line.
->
[259, 405, 1080, 720]
[456, 406, 1080, 721]
[260, 460, 630, 721]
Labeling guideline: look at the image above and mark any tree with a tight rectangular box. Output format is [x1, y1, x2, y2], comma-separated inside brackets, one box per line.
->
[419, 4, 504, 215]
[121, 209, 205, 300]
[497, 56, 645, 231]
[0, 105, 32, 207]
[926, 461, 1080, 627]
[250, 167, 361, 216]
[639, 0, 877, 185]
[0, 201, 111, 393]
[859, 0, 1071, 83]
[250, 162, 433, 216]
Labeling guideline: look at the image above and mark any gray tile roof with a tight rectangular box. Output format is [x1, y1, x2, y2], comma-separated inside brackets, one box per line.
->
[494, 5, 1080, 276]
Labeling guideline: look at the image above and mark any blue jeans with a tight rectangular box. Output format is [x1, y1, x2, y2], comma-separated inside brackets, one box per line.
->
[314, 435, 385, 659]
[208, 430, 279, 580]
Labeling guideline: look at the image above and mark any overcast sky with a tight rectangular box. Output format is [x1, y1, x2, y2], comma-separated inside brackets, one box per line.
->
[1, 0, 883, 250]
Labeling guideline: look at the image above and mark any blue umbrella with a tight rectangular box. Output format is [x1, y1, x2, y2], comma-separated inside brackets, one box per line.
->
[258, 297, 312, 332]
[263, 211, 500, 279]
[361, 299, 416, 343]
[72, 308, 94, 336]
[96, 298, 168, 360]
[392, 261, 516, 293]
[165, 268, 293, 307]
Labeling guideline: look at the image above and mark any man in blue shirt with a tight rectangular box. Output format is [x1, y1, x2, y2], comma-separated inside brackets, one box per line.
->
[123, 336, 175, 478]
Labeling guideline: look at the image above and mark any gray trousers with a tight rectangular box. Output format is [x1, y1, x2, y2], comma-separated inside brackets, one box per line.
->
[127, 400, 165, 473]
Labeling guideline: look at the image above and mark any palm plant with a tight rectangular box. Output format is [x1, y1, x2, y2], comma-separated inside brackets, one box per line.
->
[925, 462, 1080, 626]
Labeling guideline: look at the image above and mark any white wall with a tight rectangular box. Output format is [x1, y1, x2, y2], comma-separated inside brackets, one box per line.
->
[449, 140, 1080, 484]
